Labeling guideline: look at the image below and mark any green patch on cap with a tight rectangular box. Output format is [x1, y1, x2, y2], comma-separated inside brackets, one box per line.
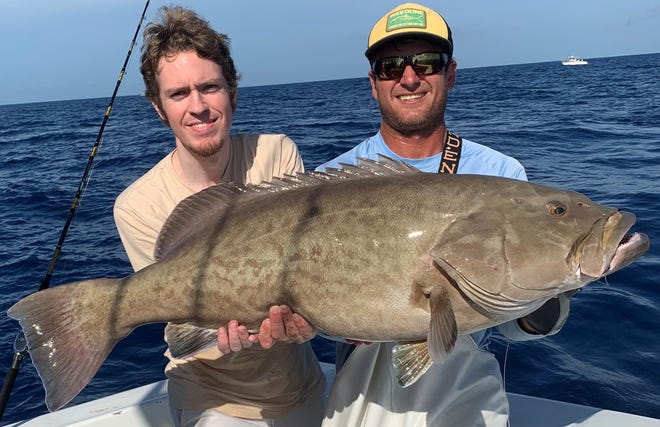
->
[386, 9, 427, 32]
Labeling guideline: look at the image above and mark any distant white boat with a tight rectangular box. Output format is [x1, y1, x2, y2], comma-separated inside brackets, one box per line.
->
[562, 55, 588, 66]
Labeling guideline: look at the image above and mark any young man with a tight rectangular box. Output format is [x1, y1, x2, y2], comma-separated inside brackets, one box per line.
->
[318, 3, 571, 426]
[113, 6, 325, 427]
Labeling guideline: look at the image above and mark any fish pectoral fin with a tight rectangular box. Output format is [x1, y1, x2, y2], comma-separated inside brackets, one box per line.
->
[165, 323, 219, 359]
[391, 341, 432, 387]
[391, 285, 457, 389]
[428, 286, 457, 363]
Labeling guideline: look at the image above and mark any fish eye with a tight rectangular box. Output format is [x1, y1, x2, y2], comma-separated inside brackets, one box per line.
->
[547, 201, 567, 216]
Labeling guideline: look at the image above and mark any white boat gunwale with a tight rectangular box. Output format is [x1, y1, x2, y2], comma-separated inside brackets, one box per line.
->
[7, 363, 660, 426]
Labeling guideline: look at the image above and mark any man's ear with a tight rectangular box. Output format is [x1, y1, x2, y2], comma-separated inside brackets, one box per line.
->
[368, 70, 378, 100]
[446, 60, 457, 89]
[151, 101, 168, 125]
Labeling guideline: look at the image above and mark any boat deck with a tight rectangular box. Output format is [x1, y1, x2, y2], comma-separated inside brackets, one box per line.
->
[7, 363, 660, 426]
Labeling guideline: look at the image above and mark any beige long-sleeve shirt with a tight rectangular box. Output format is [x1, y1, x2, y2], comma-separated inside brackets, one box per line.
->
[114, 134, 325, 419]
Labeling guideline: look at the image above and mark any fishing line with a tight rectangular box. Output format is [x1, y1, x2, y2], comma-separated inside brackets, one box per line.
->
[0, 1, 151, 422]
[502, 340, 511, 427]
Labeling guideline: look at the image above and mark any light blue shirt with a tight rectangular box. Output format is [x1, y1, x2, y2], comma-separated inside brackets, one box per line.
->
[316, 131, 538, 347]
[317, 131, 527, 180]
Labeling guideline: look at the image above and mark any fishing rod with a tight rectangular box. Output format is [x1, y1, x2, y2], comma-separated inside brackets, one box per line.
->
[0, 0, 150, 422]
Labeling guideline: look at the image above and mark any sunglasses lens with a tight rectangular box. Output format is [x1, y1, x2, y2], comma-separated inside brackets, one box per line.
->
[374, 57, 405, 80]
[412, 52, 445, 75]
[373, 52, 447, 80]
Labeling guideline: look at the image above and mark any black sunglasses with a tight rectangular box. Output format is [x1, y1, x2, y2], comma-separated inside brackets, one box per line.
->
[371, 52, 449, 81]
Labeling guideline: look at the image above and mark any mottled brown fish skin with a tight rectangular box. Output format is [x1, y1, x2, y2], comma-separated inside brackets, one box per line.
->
[95, 173, 632, 338]
[8, 170, 649, 411]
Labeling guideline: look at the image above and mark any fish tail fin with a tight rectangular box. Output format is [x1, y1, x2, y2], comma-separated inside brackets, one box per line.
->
[8, 278, 126, 411]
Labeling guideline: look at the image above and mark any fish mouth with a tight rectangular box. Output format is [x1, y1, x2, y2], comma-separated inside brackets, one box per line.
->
[572, 211, 650, 279]
[606, 232, 650, 274]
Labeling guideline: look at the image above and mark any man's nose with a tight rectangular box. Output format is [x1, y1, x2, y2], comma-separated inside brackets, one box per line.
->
[188, 90, 208, 113]
[399, 65, 422, 88]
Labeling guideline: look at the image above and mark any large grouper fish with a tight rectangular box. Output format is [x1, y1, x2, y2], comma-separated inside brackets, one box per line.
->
[8, 157, 649, 411]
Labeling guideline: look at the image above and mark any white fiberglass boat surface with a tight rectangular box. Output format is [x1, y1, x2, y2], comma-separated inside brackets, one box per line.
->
[7, 363, 660, 427]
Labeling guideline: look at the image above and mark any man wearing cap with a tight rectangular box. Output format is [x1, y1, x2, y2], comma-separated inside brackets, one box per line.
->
[318, 3, 571, 426]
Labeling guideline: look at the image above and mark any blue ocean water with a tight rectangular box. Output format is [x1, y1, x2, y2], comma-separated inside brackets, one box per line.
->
[0, 53, 658, 424]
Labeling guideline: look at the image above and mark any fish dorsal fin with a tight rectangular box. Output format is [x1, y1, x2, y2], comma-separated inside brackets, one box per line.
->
[155, 182, 249, 260]
[336, 155, 421, 177]
[391, 341, 432, 387]
[154, 155, 420, 260]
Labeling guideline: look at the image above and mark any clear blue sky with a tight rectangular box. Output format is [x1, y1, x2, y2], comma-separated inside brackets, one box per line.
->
[1, 0, 658, 106]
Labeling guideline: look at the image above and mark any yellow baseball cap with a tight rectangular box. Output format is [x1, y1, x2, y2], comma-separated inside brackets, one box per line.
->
[365, 3, 453, 60]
